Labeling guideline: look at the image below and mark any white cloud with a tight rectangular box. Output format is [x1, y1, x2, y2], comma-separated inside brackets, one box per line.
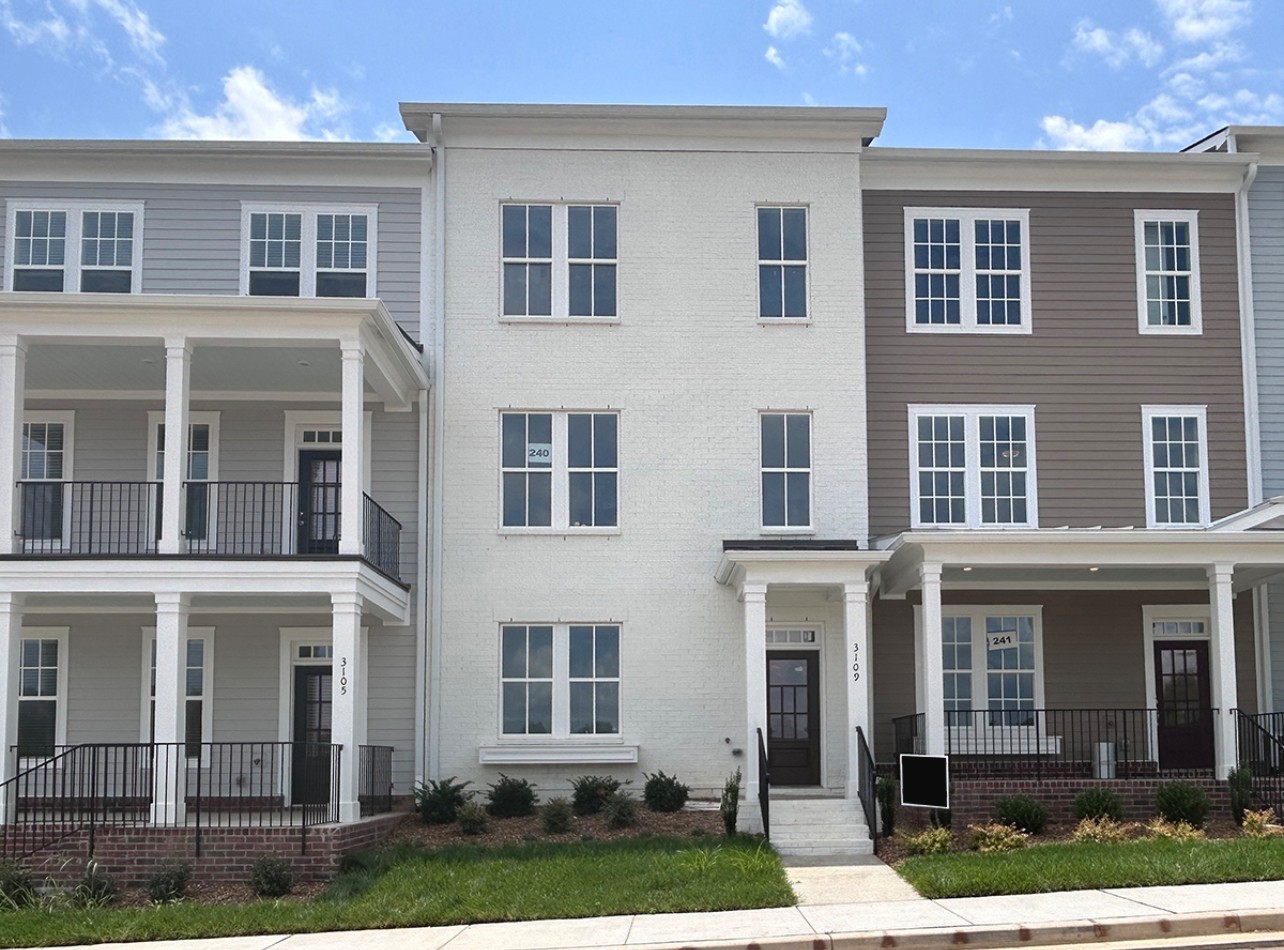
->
[988, 5, 1013, 26]
[156, 65, 350, 141]
[1165, 40, 1243, 72]
[763, 0, 811, 39]
[1, 0, 161, 65]
[0, 97, 8, 137]
[1157, 0, 1250, 43]
[1072, 19, 1163, 68]
[1038, 115, 1150, 150]
[373, 121, 410, 143]
[764, 45, 785, 69]
[87, 0, 163, 62]
[823, 31, 868, 76]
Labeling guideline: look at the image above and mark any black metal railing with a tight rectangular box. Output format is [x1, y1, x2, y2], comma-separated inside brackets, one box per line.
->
[18, 481, 159, 554]
[892, 712, 925, 759]
[362, 494, 402, 579]
[185, 481, 295, 556]
[756, 726, 770, 840]
[1235, 710, 1284, 810]
[0, 741, 342, 861]
[358, 745, 395, 817]
[855, 726, 878, 855]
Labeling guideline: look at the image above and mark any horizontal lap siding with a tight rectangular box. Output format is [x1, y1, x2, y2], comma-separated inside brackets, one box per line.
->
[865, 190, 1246, 538]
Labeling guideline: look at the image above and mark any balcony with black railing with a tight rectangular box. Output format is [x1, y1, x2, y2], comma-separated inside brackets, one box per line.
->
[14, 480, 403, 581]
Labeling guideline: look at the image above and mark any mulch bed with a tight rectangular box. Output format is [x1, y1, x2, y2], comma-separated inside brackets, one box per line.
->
[114, 879, 327, 908]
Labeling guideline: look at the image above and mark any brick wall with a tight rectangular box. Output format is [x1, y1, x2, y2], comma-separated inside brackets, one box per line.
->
[4, 814, 404, 886]
[949, 778, 1231, 825]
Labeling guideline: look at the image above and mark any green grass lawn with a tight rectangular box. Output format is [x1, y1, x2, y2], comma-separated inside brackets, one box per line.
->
[0, 836, 795, 948]
[899, 836, 1284, 899]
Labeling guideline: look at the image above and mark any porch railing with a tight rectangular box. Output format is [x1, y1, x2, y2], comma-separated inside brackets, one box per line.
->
[1235, 710, 1284, 810]
[854, 725, 878, 854]
[17, 481, 160, 555]
[362, 494, 402, 579]
[0, 741, 341, 861]
[358, 744, 395, 817]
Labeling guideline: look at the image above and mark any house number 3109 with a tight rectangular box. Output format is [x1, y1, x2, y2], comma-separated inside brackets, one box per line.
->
[340, 657, 349, 696]
[851, 643, 860, 682]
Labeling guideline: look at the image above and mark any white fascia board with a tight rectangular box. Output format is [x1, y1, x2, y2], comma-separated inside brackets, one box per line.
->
[714, 549, 890, 588]
[862, 148, 1256, 193]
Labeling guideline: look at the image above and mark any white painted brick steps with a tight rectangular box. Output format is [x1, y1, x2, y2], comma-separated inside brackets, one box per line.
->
[768, 794, 874, 857]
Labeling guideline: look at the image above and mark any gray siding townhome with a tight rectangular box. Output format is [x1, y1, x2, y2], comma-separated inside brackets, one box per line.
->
[0, 142, 430, 870]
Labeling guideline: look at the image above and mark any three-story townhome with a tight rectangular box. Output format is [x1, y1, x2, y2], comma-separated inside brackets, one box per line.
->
[0, 141, 430, 871]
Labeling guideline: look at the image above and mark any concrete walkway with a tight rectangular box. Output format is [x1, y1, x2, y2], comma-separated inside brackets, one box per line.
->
[44, 870, 1284, 950]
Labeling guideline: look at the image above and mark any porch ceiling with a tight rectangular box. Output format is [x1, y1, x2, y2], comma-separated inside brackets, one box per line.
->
[20, 590, 379, 619]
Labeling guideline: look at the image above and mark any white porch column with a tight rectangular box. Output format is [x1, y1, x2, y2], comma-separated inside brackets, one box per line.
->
[0, 593, 24, 822]
[339, 343, 365, 557]
[1208, 563, 1239, 779]
[743, 583, 768, 810]
[0, 339, 27, 555]
[919, 563, 946, 756]
[158, 341, 191, 555]
[331, 591, 365, 822]
[152, 591, 189, 824]
[844, 581, 870, 799]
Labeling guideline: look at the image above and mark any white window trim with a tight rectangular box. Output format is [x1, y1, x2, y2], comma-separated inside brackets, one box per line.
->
[139, 627, 215, 752]
[759, 410, 814, 534]
[765, 623, 826, 781]
[17, 626, 69, 764]
[146, 411, 221, 547]
[1141, 404, 1210, 528]
[755, 204, 811, 324]
[4, 200, 144, 294]
[498, 410, 621, 535]
[904, 207, 1032, 334]
[498, 201, 621, 323]
[1134, 210, 1202, 336]
[239, 203, 378, 298]
[493, 621, 626, 744]
[20, 410, 75, 551]
[908, 404, 1039, 529]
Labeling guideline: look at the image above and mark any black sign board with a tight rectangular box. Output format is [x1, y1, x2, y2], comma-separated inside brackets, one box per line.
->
[899, 754, 949, 809]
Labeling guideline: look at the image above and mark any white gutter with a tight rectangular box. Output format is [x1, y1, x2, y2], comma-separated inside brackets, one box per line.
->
[427, 113, 447, 781]
[413, 373, 428, 783]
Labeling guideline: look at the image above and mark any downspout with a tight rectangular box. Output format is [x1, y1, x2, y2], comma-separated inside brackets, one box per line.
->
[428, 113, 447, 779]
[414, 154, 434, 786]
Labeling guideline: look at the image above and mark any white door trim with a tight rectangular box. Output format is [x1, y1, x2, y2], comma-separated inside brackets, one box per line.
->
[766, 622, 826, 787]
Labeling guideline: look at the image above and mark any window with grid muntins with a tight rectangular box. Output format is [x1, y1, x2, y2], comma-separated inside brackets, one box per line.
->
[501, 625, 554, 735]
[502, 204, 553, 316]
[315, 213, 368, 297]
[248, 212, 302, 296]
[916, 415, 966, 525]
[757, 207, 807, 318]
[986, 616, 1036, 726]
[569, 625, 620, 734]
[942, 616, 973, 725]
[908, 209, 1030, 331]
[568, 413, 618, 527]
[1149, 415, 1203, 525]
[79, 211, 134, 292]
[1141, 220, 1194, 328]
[973, 219, 1023, 326]
[761, 413, 811, 528]
[912, 217, 961, 326]
[149, 638, 207, 756]
[18, 638, 59, 757]
[501, 412, 553, 527]
[155, 422, 213, 542]
[21, 421, 67, 543]
[13, 210, 67, 292]
[979, 415, 1029, 525]
[568, 206, 617, 317]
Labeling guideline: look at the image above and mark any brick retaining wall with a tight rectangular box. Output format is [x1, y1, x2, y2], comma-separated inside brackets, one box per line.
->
[949, 778, 1230, 825]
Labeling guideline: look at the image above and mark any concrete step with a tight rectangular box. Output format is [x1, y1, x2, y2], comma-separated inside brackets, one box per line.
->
[767, 794, 873, 855]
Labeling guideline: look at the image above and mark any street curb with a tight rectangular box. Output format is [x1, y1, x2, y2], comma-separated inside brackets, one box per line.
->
[619, 909, 1284, 950]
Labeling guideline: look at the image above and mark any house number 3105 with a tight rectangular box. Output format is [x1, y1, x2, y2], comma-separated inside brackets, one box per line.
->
[340, 656, 349, 696]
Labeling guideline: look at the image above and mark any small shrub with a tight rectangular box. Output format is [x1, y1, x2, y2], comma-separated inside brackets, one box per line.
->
[929, 807, 952, 829]
[1155, 781, 1211, 827]
[876, 775, 897, 836]
[691, 826, 707, 836]
[1145, 817, 1206, 842]
[967, 822, 1028, 852]
[0, 861, 35, 910]
[643, 771, 689, 812]
[1242, 808, 1282, 839]
[994, 795, 1048, 835]
[247, 856, 295, 898]
[570, 775, 625, 816]
[1229, 767, 1254, 825]
[720, 768, 741, 836]
[486, 773, 538, 818]
[542, 797, 573, 834]
[413, 776, 473, 825]
[1072, 787, 1124, 822]
[143, 863, 191, 903]
[74, 862, 117, 907]
[603, 792, 639, 829]
[902, 826, 951, 855]
[457, 802, 489, 836]
[1072, 817, 1137, 844]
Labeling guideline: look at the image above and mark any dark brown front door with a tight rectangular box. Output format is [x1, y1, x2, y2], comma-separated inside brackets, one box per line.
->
[767, 651, 821, 785]
[292, 665, 333, 806]
[1154, 640, 1215, 771]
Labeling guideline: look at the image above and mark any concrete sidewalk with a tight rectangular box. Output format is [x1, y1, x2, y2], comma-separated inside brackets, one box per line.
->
[44, 874, 1284, 950]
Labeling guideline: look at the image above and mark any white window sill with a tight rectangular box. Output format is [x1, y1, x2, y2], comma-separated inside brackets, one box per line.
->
[499, 527, 622, 537]
[910, 523, 1038, 531]
[756, 317, 812, 326]
[478, 743, 639, 765]
[906, 323, 1031, 335]
[1138, 325, 1202, 337]
[759, 527, 816, 536]
[499, 316, 621, 326]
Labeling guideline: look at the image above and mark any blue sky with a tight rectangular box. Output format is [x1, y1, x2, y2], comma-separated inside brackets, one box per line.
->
[0, 0, 1281, 149]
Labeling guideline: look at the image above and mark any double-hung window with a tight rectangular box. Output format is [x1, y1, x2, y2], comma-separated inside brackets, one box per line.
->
[1135, 211, 1201, 334]
[501, 203, 617, 319]
[501, 623, 620, 737]
[20, 412, 73, 550]
[6, 202, 142, 293]
[757, 206, 808, 319]
[905, 208, 1030, 332]
[760, 412, 811, 529]
[144, 633, 212, 757]
[17, 630, 67, 758]
[937, 609, 1042, 729]
[909, 405, 1037, 528]
[147, 412, 220, 544]
[242, 204, 376, 298]
[501, 411, 618, 530]
[1142, 406, 1209, 527]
